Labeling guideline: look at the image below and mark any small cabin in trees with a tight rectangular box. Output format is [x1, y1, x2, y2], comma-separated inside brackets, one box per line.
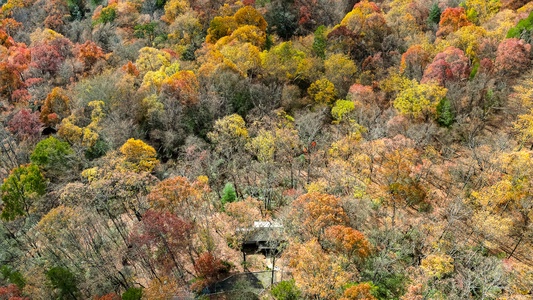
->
[239, 221, 284, 259]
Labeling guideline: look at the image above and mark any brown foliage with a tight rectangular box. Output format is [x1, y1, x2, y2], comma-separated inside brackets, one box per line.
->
[40, 87, 70, 127]
[437, 7, 472, 37]
[289, 192, 349, 239]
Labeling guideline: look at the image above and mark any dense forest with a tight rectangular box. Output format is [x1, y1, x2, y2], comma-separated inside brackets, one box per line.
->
[1, 0, 533, 299]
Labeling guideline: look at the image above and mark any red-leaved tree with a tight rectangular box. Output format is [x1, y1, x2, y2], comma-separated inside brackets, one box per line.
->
[495, 38, 531, 78]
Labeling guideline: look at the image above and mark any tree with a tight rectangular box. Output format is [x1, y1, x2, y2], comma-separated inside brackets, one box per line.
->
[58, 100, 105, 148]
[35, 204, 132, 295]
[206, 16, 238, 44]
[191, 252, 230, 292]
[271, 279, 301, 300]
[288, 192, 349, 239]
[234, 5, 267, 31]
[0, 164, 46, 221]
[0, 283, 28, 300]
[495, 38, 531, 78]
[421, 47, 471, 86]
[285, 239, 355, 299]
[515, 109, 533, 146]
[135, 47, 171, 75]
[221, 182, 237, 207]
[463, 0, 501, 23]
[393, 79, 447, 119]
[93, 3, 118, 25]
[208, 114, 249, 158]
[219, 42, 261, 77]
[322, 225, 371, 260]
[75, 40, 105, 72]
[436, 97, 455, 127]
[30, 136, 73, 174]
[340, 283, 376, 300]
[260, 41, 307, 82]
[420, 253, 454, 279]
[147, 175, 209, 218]
[141, 276, 181, 300]
[30, 42, 65, 76]
[436, 7, 472, 37]
[7, 109, 42, 141]
[40, 87, 71, 127]
[218, 25, 266, 49]
[339, 0, 390, 54]
[128, 210, 194, 280]
[428, 3, 441, 25]
[121, 287, 142, 300]
[324, 54, 357, 97]
[445, 25, 487, 61]
[160, 70, 199, 106]
[119, 138, 159, 172]
[313, 25, 327, 59]
[45, 267, 79, 300]
[0, 62, 24, 101]
[400, 45, 432, 81]
[162, 0, 190, 23]
[331, 99, 355, 123]
[507, 10, 533, 43]
[308, 78, 337, 105]
[471, 150, 533, 259]
[265, 0, 298, 39]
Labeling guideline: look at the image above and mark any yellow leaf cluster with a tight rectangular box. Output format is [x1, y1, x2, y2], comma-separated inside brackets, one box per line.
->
[261, 41, 308, 81]
[58, 100, 105, 147]
[119, 138, 159, 172]
[421, 253, 455, 279]
[248, 129, 275, 163]
[393, 80, 447, 118]
[135, 47, 172, 75]
[219, 42, 261, 77]
[444, 25, 487, 60]
[29, 28, 64, 46]
[36, 205, 78, 239]
[308, 78, 337, 105]
[331, 99, 356, 123]
[207, 114, 249, 155]
[206, 6, 267, 47]
[463, 0, 501, 23]
[325, 53, 357, 92]
[162, 0, 190, 23]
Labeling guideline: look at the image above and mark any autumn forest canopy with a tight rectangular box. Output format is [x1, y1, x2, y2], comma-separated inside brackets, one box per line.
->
[1, 0, 533, 299]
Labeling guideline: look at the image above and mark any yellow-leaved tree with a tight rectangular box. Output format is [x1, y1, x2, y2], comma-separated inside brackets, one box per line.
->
[471, 150, 533, 258]
[58, 100, 105, 148]
[393, 79, 447, 119]
[119, 138, 159, 172]
[308, 78, 337, 105]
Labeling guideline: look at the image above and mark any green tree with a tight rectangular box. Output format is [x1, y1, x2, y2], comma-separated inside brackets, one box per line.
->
[313, 25, 327, 59]
[0, 164, 46, 221]
[507, 10, 533, 43]
[30, 136, 73, 171]
[221, 183, 237, 207]
[436, 97, 455, 127]
[94, 4, 116, 25]
[0, 265, 25, 289]
[428, 3, 441, 25]
[122, 287, 142, 300]
[46, 266, 79, 300]
[271, 279, 301, 300]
